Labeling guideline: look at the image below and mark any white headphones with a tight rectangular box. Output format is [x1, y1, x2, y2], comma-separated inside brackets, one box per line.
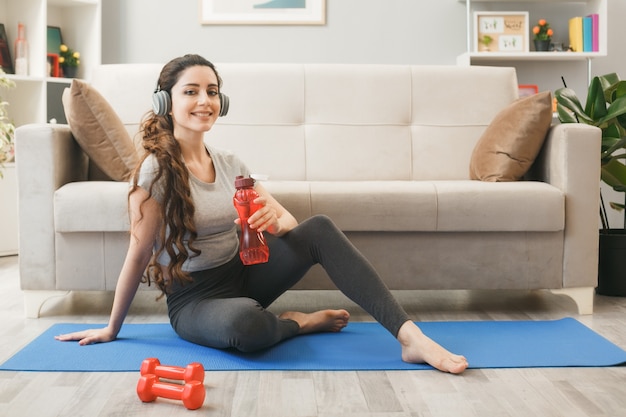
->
[152, 87, 230, 117]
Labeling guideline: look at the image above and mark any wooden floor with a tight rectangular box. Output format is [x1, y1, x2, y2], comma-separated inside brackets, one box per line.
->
[1, 255, 625, 417]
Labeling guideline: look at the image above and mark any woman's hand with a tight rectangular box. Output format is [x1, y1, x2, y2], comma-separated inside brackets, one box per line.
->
[54, 326, 117, 346]
[248, 195, 281, 234]
[234, 182, 298, 236]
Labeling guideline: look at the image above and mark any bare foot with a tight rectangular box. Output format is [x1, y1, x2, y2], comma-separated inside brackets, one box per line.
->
[397, 321, 468, 374]
[279, 309, 350, 334]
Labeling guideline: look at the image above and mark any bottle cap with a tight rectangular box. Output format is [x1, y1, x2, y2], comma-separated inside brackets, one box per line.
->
[235, 175, 255, 188]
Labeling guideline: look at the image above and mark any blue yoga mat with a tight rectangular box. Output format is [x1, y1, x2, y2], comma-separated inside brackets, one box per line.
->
[1, 318, 625, 372]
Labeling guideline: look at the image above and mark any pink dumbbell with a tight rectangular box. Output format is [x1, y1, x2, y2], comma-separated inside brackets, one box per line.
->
[140, 358, 205, 383]
[136, 374, 205, 410]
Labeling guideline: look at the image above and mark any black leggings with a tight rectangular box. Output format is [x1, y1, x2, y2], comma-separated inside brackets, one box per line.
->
[167, 215, 410, 352]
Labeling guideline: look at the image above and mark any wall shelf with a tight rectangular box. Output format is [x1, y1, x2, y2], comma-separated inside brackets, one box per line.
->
[458, 0, 607, 86]
[0, 0, 101, 126]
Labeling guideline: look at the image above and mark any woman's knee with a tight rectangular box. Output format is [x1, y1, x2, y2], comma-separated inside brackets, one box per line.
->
[220, 298, 290, 352]
[299, 214, 341, 237]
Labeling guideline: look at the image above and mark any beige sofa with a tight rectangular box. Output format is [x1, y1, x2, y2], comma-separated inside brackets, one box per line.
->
[15, 63, 601, 318]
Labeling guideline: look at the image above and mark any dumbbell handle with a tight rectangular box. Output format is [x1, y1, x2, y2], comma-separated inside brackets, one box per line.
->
[156, 364, 202, 381]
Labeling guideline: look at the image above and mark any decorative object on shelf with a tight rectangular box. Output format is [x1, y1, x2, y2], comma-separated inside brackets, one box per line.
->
[46, 26, 63, 55]
[59, 43, 80, 78]
[0, 68, 15, 177]
[555, 74, 626, 296]
[200, 0, 326, 25]
[518, 84, 538, 98]
[14, 22, 28, 76]
[532, 19, 553, 52]
[0, 24, 13, 74]
[46, 53, 60, 77]
[478, 35, 493, 52]
[474, 12, 529, 53]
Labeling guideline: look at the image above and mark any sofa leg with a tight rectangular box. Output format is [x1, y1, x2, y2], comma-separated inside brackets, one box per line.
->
[23, 290, 71, 318]
[550, 287, 595, 315]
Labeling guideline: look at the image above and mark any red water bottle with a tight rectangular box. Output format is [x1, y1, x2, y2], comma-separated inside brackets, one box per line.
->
[233, 175, 269, 265]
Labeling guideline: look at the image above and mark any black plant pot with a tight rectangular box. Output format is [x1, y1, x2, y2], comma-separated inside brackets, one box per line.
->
[597, 229, 626, 296]
[62, 66, 78, 79]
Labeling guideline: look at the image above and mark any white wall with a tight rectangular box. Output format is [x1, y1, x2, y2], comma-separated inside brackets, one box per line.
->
[102, 0, 467, 65]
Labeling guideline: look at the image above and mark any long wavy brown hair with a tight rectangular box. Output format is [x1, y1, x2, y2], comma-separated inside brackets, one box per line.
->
[130, 54, 224, 295]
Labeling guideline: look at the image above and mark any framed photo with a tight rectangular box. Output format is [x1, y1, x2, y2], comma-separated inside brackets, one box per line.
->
[0, 24, 13, 74]
[200, 0, 326, 25]
[47, 53, 60, 77]
[474, 12, 529, 53]
[518, 84, 539, 98]
[47, 26, 63, 55]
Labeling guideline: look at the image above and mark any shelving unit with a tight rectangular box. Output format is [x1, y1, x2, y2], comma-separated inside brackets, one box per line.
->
[0, 0, 101, 126]
[457, 0, 607, 86]
[0, 0, 100, 255]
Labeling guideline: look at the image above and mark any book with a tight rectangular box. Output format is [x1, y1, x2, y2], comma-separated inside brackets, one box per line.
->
[588, 13, 600, 52]
[569, 16, 583, 52]
[583, 16, 593, 52]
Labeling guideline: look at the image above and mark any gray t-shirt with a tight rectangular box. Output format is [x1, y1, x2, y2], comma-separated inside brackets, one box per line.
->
[137, 144, 251, 271]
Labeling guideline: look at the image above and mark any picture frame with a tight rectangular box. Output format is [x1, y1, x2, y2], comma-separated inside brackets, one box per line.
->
[518, 84, 539, 98]
[47, 26, 63, 55]
[0, 24, 13, 74]
[474, 12, 529, 53]
[200, 0, 326, 25]
[47, 53, 60, 77]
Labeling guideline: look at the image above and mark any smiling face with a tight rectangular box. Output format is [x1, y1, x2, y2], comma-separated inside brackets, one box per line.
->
[170, 65, 222, 140]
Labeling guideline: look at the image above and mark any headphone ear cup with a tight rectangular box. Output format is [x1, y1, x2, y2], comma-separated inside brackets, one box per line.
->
[219, 93, 229, 117]
[152, 90, 171, 117]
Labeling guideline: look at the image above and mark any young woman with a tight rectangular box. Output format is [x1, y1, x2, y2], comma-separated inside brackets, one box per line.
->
[56, 54, 468, 374]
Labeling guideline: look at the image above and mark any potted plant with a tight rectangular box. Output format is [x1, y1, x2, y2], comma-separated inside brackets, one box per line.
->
[479, 35, 493, 52]
[0, 68, 15, 178]
[555, 73, 626, 296]
[532, 19, 553, 51]
[59, 43, 80, 78]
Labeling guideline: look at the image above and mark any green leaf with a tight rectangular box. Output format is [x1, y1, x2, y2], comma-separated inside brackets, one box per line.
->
[554, 87, 594, 124]
[597, 95, 626, 126]
[556, 103, 578, 123]
[585, 77, 608, 120]
[601, 159, 626, 190]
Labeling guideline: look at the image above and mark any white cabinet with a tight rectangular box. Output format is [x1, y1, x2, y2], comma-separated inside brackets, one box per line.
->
[0, 0, 101, 126]
[458, 0, 607, 87]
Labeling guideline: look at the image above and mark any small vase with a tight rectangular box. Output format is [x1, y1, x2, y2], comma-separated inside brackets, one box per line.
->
[62, 66, 78, 78]
[534, 39, 551, 52]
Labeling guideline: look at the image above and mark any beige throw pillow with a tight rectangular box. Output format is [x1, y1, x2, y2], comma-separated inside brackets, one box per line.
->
[62, 79, 138, 181]
[469, 91, 553, 182]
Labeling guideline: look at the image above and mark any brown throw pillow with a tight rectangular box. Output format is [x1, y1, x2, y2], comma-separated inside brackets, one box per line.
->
[62, 79, 138, 181]
[469, 91, 553, 182]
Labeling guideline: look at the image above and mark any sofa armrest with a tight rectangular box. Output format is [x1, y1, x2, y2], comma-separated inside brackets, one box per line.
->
[15, 123, 88, 291]
[531, 123, 601, 288]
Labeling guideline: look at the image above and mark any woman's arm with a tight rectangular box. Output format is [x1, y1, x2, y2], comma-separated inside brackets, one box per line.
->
[55, 187, 161, 345]
[246, 182, 298, 237]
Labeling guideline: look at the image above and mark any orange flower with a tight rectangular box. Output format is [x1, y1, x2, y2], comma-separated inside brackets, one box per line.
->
[533, 19, 553, 41]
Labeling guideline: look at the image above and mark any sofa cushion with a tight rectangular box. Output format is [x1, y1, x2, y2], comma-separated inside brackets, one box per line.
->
[469, 91, 553, 182]
[434, 180, 564, 231]
[54, 182, 130, 232]
[266, 180, 563, 232]
[62, 79, 138, 182]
